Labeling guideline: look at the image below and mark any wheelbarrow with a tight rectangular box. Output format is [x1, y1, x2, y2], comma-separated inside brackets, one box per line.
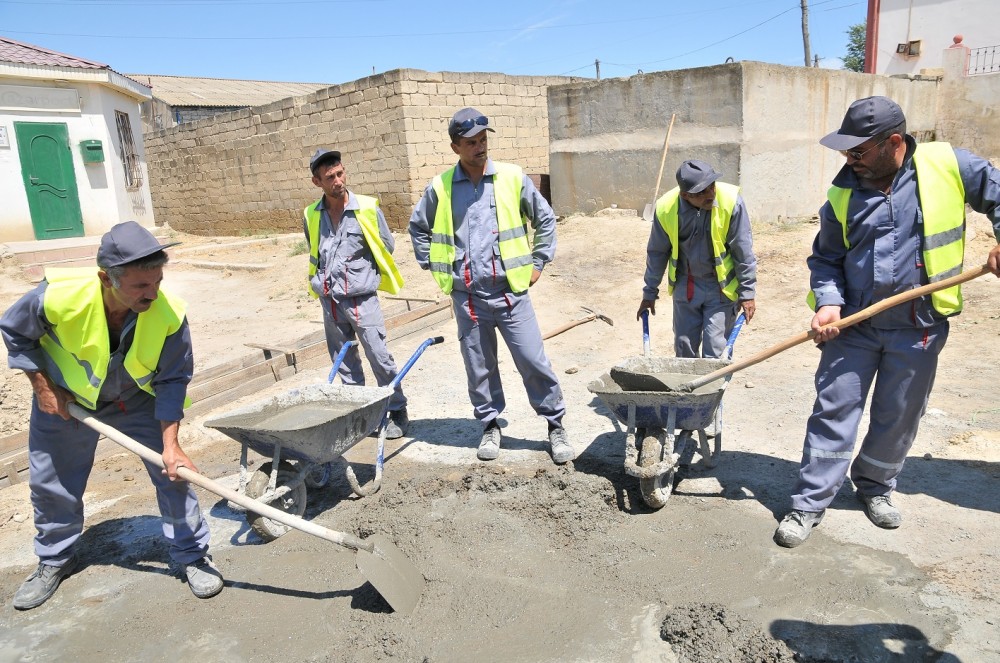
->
[204, 336, 443, 541]
[587, 311, 744, 509]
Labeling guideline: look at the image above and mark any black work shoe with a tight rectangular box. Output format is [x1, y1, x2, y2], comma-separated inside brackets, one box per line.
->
[547, 427, 576, 464]
[857, 493, 902, 529]
[774, 510, 825, 548]
[385, 408, 409, 440]
[183, 556, 224, 599]
[13, 556, 79, 610]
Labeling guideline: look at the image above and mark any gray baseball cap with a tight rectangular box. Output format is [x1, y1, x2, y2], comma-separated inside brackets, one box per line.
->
[676, 159, 722, 194]
[820, 96, 906, 151]
[309, 148, 341, 174]
[448, 107, 495, 141]
[97, 221, 179, 268]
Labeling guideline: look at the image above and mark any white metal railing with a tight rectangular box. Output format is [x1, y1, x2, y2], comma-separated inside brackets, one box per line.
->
[968, 45, 1000, 76]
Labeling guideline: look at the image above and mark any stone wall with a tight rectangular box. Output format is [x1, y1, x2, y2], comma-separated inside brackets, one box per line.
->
[938, 46, 1000, 161]
[145, 69, 571, 234]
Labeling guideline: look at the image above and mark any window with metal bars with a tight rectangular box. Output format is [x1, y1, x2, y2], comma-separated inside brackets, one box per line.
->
[115, 110, 143, 190]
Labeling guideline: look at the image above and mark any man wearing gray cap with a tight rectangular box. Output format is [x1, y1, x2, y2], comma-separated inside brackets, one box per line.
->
[637, 159, 757, 359]
[775, 95, 1000, 548]
[408, 107, 574, 464]
[304, 149, 408, 439]
[0, 221, 224, 608]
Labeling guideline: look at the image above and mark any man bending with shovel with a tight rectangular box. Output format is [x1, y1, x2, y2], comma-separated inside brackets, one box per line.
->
[0, 221, 224, 608]
[775, 96, 1000, 548]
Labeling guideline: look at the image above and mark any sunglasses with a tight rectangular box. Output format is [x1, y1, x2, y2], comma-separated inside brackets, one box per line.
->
[840, 137, 889, 160]
[451, 115, 489, 134]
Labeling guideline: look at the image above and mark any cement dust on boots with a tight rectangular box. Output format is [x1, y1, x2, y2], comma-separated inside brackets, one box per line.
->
[476, 421, 576, 464]
[181, 556, 225, 599]
[384, 408, 409, 440]
[857, 493, 902, 529]
[13, 555, 79, 610]
[774, 510, 825, 548]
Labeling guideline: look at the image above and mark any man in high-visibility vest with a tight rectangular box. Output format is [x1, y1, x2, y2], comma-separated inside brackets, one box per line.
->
[304, 149, 409, 439]
[637, 159, 757, 360]
[0, 221, 223, 609]
[408, 107, 573, 464]
[775, 96, 1000, 548]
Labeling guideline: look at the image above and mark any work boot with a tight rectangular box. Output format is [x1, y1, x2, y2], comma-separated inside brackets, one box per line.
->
[183, 556, 224, 599]
[774, 510, 825, 548]
[385, 408, 409, 440]
[548, 426, 576, 464]
[858, 493, 902, 529]
[477, 423, 501, 461]
[13, 556, 79, 610]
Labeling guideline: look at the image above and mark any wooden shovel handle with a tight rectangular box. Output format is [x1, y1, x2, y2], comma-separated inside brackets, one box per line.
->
[681, 264, 991, 391]
[652, 113, 676, 202]
[68, 403, 374, 553]
[543, 314, 596, 340]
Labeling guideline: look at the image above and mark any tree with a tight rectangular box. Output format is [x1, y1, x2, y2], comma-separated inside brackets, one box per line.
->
[843, 22, 866, 72]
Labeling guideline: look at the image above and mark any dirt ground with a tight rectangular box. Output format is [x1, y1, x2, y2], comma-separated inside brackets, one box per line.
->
[0, 209, 998, 663]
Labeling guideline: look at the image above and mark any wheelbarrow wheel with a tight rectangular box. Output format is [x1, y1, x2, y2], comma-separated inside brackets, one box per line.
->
[638, 428, 674, 509]
[245, 461, 308, 542]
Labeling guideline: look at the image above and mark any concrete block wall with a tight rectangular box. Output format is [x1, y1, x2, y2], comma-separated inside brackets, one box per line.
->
[145, 69, 571, 234]
[547, 62, 938, 223]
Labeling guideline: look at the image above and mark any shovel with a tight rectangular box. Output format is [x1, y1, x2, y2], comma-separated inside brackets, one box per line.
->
[68, 403, 425, 615]
[641, 113, 676, 222]
[678, 264, 991, 393]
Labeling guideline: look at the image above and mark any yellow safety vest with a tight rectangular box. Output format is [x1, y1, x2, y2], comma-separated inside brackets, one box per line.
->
[303, 194, 403, 298]
[654, 182, 741, 301]
[39, 268, 188, 410]
[821, 142, 966, 315]
[428, 163, 534, 294]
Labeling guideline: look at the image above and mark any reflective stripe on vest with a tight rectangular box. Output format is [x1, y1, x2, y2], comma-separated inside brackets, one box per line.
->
[654, 182, 741, 301]
[820, 142, 965, 315]
[303, 195, 404, 297]
[39, 268, 188, 410]
[429, 163, 533, 294]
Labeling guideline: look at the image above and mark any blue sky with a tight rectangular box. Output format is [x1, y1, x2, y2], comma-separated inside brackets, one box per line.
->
[1, 0, 866, 83]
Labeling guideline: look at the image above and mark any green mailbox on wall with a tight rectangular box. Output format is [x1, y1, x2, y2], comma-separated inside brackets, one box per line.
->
[79, 139, 104, 164]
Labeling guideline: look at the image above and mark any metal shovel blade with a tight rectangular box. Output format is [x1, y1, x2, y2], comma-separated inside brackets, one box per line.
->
[642, 203, 654, 222]
[355, 534, 425, 615]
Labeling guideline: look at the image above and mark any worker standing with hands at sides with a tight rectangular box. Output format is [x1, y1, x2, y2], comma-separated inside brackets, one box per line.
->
[0, 221, 224, 609]
[304, 148, 409, 439]
[636, 159, 757, 359]
[408, 107, 574, 465]
[775, 96, 1000, 548]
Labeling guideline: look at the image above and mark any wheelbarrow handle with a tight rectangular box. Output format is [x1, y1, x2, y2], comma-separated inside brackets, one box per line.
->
[327, 340, 358, 383]
[725, 312, 747, 360]
[390, 336, 445, 388]
[641, 309, 651, 358]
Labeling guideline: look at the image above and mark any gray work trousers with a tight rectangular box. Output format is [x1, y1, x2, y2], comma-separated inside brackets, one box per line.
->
[322, 293, 406, 411]
[27, 392, 211, 566]
[672, 275, 739, 358]
[791, 321, 949, 513]
[452, 289, 566, 428]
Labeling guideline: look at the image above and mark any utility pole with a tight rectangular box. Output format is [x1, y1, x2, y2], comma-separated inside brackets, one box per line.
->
[595, 59, 601, 80]
[800, 0, 812, 67]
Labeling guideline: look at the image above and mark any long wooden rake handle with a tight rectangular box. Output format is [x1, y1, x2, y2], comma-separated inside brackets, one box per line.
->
[680, 264, 992, 392]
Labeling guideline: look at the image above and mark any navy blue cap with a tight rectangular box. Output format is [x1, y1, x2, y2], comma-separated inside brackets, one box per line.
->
[676, 160, 722, 194]
[820, 96, 906, 151]
[97, 221, 179, 268]
[309, 148, 341, 174]
[448, 107, 495, 141]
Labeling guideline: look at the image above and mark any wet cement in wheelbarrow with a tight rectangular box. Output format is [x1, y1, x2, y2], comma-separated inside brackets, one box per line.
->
[608, 369, 723, 394]
[217, 401, 362, 431]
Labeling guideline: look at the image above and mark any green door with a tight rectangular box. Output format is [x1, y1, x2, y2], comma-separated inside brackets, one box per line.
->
[15, 122, 84, 239]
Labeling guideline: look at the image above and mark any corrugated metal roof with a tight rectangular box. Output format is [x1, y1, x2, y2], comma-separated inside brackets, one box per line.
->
[0, 36, 107, 69]
[125, 74, 332, 108]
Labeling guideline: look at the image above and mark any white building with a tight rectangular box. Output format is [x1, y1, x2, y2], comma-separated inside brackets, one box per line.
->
[0, 37, 154, 242]
[866, 0, 1000, 76]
